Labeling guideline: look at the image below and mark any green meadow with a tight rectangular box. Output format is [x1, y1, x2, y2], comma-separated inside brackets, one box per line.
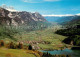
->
[13, 28, 67, 50]
[0, 26, 68, 57]
[0, 47, 40, 57]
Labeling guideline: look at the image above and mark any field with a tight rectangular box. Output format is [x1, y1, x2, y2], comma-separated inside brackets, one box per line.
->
[0, 27, 68, 57]
[0, 47, 40, 57]
[0, 26, 67, 50]
[13, 28, 67, 50]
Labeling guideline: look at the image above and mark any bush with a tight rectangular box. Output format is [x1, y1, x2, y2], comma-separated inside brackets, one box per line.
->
[24, 46, 28, 50]
[42, 52, 71, 57]
[34, 50, 43, 57]
[28, 45, 32, 50]
[17, 42, 23, 49]
[7, 42, 15, 49]
[0, 40, 4, 47]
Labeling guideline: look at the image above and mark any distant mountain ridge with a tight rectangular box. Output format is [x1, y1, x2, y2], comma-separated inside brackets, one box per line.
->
[66, 16, 80, 25]
[45, 15, 80, 25]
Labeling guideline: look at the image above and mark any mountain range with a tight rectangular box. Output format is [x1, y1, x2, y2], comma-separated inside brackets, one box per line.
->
[1, 6, 80, 28]
[44, 15, 80, 25]
[0, 7, 47, 27]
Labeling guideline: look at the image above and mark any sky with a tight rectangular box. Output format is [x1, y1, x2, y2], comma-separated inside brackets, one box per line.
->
[0, 0, 80, 16]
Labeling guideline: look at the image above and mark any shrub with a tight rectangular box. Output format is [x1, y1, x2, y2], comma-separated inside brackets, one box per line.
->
[24, 46, 28, 50]
[28, 45, 32, 50]
[35, 50, 43, 57]
[17, 42, 23, 49]
[8, 42, 15, 49]
[42, 52, 71, 57]
[0, 40, 4, 47]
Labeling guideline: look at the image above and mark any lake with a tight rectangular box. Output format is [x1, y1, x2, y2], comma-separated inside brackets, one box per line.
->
[41, 48, 80, 57]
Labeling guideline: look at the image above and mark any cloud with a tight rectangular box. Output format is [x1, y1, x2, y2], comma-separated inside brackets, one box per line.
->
[43, 14, 74, 17]
[1, 4, 17, 12]
[72, 9, 79, 11]
[22, 0, 60, 3]
[44, 0, 60, 2]
[22, 0, 43, 3]
[76, 13, 80, 16]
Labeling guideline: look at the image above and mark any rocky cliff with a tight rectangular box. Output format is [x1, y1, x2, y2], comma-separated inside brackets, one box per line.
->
[0, 7, 47, 26]
[0, 7, 11, 25]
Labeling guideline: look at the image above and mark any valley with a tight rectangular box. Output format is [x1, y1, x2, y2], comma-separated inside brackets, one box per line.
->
[0, 6, 80, 57]
[1, 27, 67, 50]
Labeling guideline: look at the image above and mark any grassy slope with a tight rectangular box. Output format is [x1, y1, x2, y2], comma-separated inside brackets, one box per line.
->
[0, 47, 40, 57]
[14, 28, 66, 50]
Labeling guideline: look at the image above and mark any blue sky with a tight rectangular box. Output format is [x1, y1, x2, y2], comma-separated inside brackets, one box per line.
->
[0, 0, 80, 15]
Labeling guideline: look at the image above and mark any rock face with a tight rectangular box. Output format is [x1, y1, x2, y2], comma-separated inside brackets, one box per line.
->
[0, 7, 11, 25]
[0, 7, 47, 26]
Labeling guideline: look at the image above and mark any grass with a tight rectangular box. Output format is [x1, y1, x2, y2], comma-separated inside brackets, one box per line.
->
[0, 28, 67, 57]
[0, 27, 67, 50]
[38, 44, 54, 50]
[13, 28, 66, 50]
[0, 47, 40, 57]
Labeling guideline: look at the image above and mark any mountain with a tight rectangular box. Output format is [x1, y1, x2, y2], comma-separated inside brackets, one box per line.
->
[8, 11, 47, 26]
[0, 7, 47, 27]
[66, 16, 80, 26]
[44, 15, 80, 25]
[0, 7, 11, 25]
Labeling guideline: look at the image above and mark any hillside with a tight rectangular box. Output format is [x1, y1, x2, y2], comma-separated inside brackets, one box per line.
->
[65, 16, 80, 27]
[0, 7, 48, 41]
[56, 25, 80, 46]
[55, 15, 80, 46]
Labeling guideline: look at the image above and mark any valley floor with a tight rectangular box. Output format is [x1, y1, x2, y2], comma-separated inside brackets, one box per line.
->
[0, 28, 72, 57]
[13, 28, 67, 50]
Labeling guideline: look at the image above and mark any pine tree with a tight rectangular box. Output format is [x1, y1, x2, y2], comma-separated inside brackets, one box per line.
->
[28, 45, 32, 50]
